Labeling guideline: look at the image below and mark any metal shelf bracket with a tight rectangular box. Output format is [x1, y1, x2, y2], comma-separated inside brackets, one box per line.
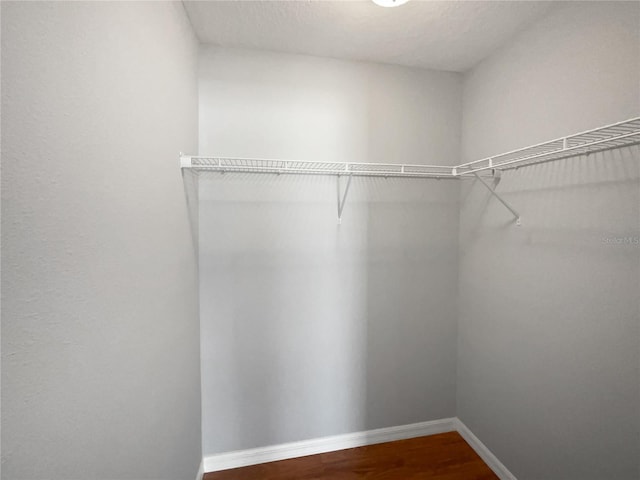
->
[337, 175, 353, 225]
[181, 118, 639, 228]
[180, 154, 192, 168]
[473, 171, 521, 226]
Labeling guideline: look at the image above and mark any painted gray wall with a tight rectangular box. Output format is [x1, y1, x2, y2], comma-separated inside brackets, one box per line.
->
[198, 47, 462, 455]
[1, 2, 201, 479]
[457, 2, 640, 479]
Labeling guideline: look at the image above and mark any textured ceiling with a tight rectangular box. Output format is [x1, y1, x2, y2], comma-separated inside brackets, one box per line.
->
[183, 1, 554, 72]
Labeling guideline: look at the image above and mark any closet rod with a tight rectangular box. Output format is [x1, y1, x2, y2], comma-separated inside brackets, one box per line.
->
[180, 156, 458, 179]
[456, 117, 640, 175]
[182, 118, 639, 178]
[181, 117, 639, 225]
[180, 117, 640, 225]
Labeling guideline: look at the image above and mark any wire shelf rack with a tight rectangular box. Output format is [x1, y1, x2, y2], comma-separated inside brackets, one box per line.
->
[455, 117, 640, 176]
[181, 156, 457, 178]
[182, 118, 639, 179]
[181, 117, 639, 225]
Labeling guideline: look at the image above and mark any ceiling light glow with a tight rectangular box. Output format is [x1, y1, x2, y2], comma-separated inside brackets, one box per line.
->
[372, 0, 410, 7]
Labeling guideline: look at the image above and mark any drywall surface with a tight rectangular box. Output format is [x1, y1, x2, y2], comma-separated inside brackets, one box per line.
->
[1, 2, 201, 479]
[184, 1, 553, 72]
[458, 2, 640, 480]
[198, 47, 462, 455]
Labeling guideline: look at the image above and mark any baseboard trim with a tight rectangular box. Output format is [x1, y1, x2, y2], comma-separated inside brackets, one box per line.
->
[201, 417, 517, 479]
[203, 417, 456, 473]
[195, 458, 204, 480]
[455, 418, 517, 480]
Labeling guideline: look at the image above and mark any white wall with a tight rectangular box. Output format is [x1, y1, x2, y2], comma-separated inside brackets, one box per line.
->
[199, 47, 462, 165]
[4, 2, 637, 477]
[198, 47, 463, 455]
[458, 2, 640, 479]
[1, 2, 201, 479]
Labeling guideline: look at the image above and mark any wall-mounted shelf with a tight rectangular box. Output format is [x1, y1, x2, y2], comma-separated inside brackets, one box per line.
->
[180, 156, 457, 179]
[182, 118, 639, 178]
[455, 117, 640, 176]
[182, 117, 640, 225]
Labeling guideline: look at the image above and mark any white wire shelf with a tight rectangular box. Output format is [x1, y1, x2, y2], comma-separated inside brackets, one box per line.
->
[182, 117, 639, 225]
[455, 117, 640, 176]
[182, 117, 640, 179]
[180, 156, 457, 178]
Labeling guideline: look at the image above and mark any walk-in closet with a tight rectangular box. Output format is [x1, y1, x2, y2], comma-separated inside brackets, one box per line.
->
[2, 2, 638, 480]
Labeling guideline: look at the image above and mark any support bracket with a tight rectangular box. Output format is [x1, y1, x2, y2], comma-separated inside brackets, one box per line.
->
[473, 171, 521, 226]
[336, 175, 353, 225]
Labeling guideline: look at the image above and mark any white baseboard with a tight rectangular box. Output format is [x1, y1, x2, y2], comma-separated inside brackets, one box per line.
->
[203, 417, 456, 473]
[195, 459, 204, 480]
[455, 418, 517, 480]
[201, 417, 516, 480]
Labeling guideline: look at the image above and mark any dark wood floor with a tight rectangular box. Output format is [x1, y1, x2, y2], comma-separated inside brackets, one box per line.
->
[204, 431, 499, 480]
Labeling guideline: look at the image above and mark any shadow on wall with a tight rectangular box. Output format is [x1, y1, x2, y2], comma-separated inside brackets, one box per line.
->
[182, 169, 200, 256]
[457, 145, 640, 480]
[460, 145, 640, 251]
[198, 172, 459, 455]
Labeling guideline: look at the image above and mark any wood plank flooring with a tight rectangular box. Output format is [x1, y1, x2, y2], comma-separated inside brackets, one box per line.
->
[204, 431, 499, 480]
